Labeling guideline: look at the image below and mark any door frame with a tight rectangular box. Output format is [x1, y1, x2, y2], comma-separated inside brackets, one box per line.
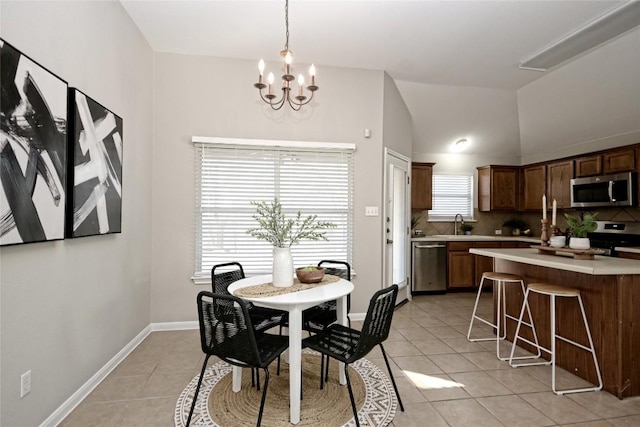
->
[382, 148, 412, 303]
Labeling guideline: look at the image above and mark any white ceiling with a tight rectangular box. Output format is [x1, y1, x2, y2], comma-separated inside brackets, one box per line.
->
[120, 0, 628, 90]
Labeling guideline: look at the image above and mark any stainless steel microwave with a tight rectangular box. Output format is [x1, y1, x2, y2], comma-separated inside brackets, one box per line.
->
[570, 172, 636, 208]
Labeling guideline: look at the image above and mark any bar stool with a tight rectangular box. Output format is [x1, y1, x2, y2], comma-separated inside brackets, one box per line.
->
[467, 272, 540, 361]
[509, 283, 603, 395]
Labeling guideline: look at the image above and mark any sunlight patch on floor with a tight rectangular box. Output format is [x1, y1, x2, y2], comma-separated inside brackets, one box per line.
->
[403, 370, 465, 390]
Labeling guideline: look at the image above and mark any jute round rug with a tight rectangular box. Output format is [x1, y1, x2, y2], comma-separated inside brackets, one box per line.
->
[175, 350, 398, 426]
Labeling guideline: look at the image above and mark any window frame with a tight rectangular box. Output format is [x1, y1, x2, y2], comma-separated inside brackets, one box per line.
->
[428, 173, 475, 222]
[191, 136, 356, 285]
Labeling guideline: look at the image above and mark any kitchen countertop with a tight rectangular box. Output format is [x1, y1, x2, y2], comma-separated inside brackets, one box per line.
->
[469, 247, 640, 275]
[412, 235, 539, 243]
[617, 246, 640, 254]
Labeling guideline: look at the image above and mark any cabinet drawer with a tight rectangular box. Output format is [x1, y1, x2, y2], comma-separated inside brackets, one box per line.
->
[448, 241, 474, 251]
[474, 241, 501, 248]
[500, 241, 531, 248]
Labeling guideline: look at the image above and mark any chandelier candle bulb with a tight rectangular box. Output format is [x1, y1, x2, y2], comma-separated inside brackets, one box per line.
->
[298, 74, 304, 96]
[258, 59, 265, 83]
[268, 73, 274, 95]
[309, 64, 316, 86]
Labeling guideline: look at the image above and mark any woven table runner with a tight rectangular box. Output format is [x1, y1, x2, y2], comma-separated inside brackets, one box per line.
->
[234, 274, 340, 298]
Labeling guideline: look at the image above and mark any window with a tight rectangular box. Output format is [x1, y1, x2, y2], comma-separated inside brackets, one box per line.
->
[428, 174, 474, 221]
[193, 137, 354, 284]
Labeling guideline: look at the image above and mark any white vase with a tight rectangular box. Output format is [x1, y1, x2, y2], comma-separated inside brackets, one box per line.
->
[272, 247, 294, 287]
[569, 237, 590, 250]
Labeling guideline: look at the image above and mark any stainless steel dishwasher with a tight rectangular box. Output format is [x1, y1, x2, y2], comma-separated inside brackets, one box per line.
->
[412, 241, 447, 293]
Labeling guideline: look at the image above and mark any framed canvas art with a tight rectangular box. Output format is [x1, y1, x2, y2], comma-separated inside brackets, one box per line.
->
[0, 39, 68, 246]
[67, 89, 123, 238]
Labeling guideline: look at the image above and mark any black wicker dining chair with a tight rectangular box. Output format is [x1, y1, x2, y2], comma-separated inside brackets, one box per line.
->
[212, 262, 287, 333]
[212, 262, 288, 389]
[303, 260, 352, 332]
[186, 291, 289, 427]
[302, 285, 404, 427]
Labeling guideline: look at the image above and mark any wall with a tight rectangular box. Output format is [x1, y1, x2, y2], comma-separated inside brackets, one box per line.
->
[0, 2, 154, 426]
[151, 53, 387, 321]
[518, 29, 640, 164]
[383, 72, 413, 159]
[397, 80, 522, 164]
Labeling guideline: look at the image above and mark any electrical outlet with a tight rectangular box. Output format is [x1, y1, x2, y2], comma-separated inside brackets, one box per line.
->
[495, 229, 502, 235]
[21, 370, 31, 398]
[365, 206, 379, 216]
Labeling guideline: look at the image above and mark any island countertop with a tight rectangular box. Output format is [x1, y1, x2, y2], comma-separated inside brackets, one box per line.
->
[469, 247, 640, 275]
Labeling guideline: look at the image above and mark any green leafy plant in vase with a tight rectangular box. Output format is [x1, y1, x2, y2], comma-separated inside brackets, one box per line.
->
[564, 212, 598, 250]
[247, 199, 336, 287]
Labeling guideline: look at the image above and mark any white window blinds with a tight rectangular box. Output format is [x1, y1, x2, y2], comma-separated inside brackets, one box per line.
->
[429, 174, 474, 220]
[194, 140, 354, 282]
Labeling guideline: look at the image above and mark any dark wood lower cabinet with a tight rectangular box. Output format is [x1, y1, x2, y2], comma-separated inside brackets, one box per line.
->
[496, 258, 640, 399]
[447, 241, 526, 289]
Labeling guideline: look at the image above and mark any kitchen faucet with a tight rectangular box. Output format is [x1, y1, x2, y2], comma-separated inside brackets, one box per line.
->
[454, 214, 464, 235]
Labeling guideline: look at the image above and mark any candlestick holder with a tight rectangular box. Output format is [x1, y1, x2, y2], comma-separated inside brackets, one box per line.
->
[541, 218, 549, 246]
[550, 224, 559, 236]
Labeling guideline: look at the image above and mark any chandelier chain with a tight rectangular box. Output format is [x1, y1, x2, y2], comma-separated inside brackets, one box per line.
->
[284, 0, 290, 52]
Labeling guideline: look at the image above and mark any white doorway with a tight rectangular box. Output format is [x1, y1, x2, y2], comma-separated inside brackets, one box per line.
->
[383, 149, 411, 303]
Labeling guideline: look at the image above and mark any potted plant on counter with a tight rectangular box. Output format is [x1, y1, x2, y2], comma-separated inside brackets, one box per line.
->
[503, 218, 528, 236]
[247, 199, 336, 287]
[564, 212, 598, 250]
[461, 223, 474, 235]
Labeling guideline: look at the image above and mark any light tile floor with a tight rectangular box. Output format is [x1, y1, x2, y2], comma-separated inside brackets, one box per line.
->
[61, 292, 640, 427]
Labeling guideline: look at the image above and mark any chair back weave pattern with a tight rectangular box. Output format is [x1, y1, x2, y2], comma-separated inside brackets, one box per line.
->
[197, 291, 261, 368]
[316, 260, 352, 312]
[350, 285, 398, 362]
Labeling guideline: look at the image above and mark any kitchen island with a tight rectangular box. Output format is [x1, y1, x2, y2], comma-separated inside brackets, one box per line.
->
[469, 247, 640, 399]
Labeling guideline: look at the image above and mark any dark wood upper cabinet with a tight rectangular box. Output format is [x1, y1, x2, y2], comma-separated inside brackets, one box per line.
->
[546, 160, 574, 208]
[411, 162, 435, 210]
[522, 165, 546, 211]
[477, 166, 519, 212]
[575, 155, 602, 177]
[603, 148, 636, 174]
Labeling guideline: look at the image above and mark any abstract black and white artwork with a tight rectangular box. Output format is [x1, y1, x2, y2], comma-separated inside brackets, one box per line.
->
[67, 89, 123, 238]
[0, 39, 68, 246]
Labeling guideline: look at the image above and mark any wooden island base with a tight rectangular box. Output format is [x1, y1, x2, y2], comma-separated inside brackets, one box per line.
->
[495, 258, 640, 399]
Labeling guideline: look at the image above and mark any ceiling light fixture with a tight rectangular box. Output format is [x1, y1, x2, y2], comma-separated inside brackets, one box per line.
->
[450, 138, 469, 153]
[520, 1, 640, 71]
[254, 0, 318, 111]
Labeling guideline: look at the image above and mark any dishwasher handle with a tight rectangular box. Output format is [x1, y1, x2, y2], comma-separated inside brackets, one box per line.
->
[414, 244, 446, 249]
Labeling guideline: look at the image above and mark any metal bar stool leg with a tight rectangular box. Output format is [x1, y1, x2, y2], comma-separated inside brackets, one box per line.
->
[510, 283, 603, 395]
[509, 288, 552, 367]
[469, 272, 529, 361]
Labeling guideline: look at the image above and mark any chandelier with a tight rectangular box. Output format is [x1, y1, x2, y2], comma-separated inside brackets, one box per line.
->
[254, 0, 318, 111]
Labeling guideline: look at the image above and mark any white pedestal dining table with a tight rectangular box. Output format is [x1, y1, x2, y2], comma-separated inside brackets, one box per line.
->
[228, 274, 354, 425]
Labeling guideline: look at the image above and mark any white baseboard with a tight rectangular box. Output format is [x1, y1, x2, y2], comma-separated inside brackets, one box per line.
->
[350, 312, 366, 321]
[40, 314, 367, 426]
[39, 325, 152, 427]
[151, 320, 198, 331]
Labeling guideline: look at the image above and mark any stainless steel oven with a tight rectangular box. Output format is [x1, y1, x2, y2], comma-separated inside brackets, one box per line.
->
[411, 241, 447, 293]
[588, 221, 640, 256]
